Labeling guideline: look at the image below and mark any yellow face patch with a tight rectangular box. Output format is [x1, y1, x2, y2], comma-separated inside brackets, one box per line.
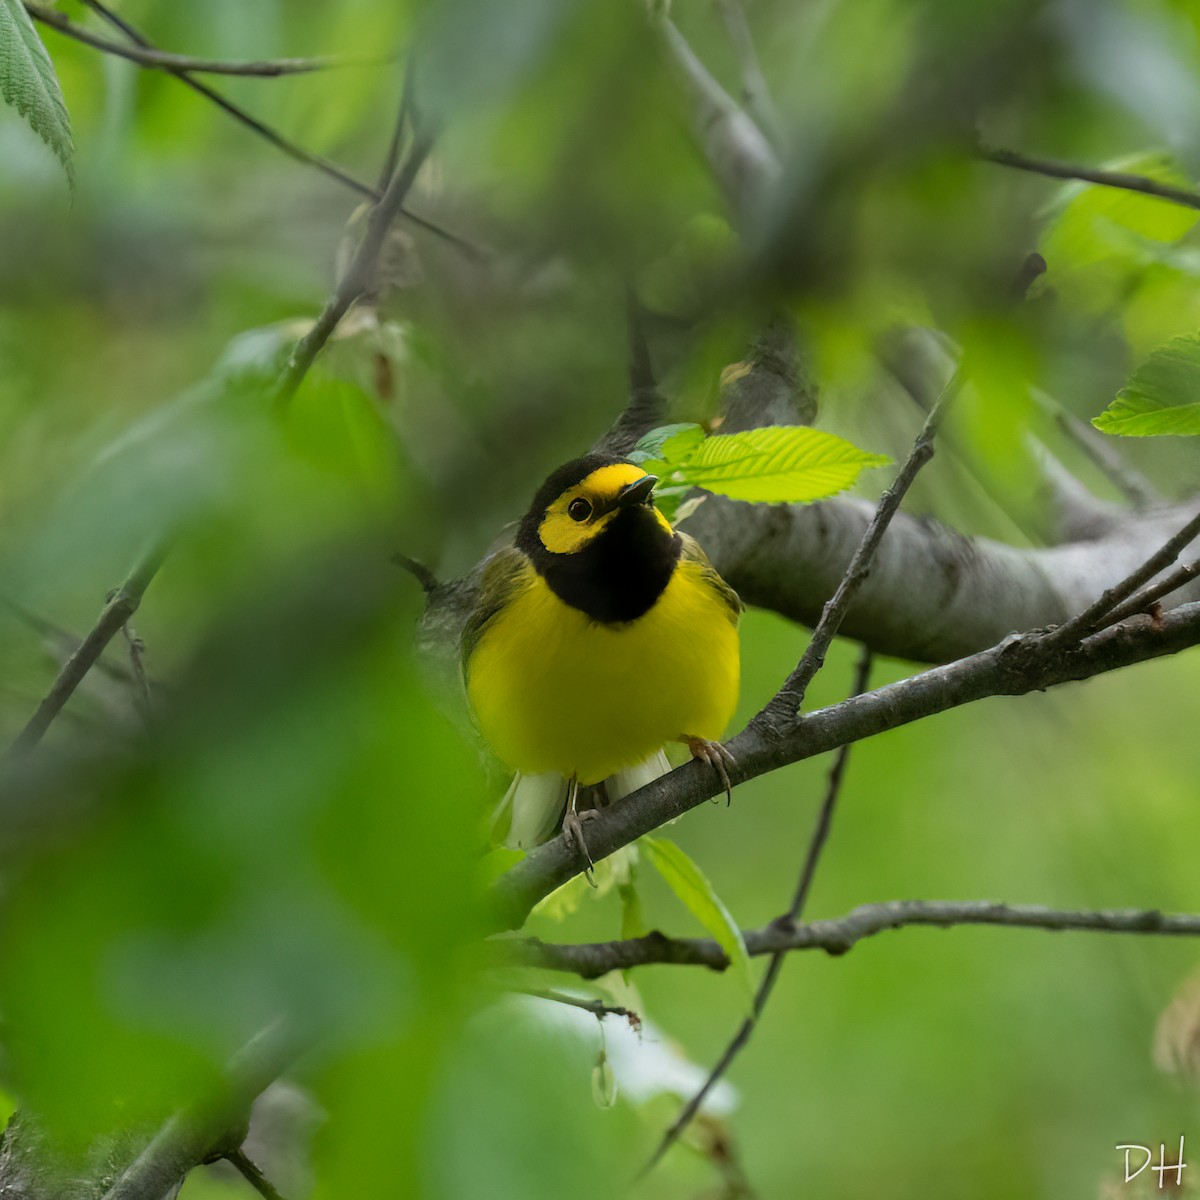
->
[538, 463, 669, 555]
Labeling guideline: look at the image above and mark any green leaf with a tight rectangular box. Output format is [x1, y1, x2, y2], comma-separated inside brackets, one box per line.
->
[629, 423, 705, 466]
[0, 0, 73, 184]
[674, 426, 889, 503]
[641, 836, 753, 1006]
[1093, 333, 1200, 436]
[618, 867, 648, 942]
[1041, 152, 1199, 272]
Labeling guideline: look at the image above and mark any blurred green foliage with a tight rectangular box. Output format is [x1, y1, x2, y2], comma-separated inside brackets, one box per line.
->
[1, 1, 1200, 1198]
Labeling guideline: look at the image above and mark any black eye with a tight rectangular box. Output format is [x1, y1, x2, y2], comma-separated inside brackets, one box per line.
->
[568, 498, 593, 522]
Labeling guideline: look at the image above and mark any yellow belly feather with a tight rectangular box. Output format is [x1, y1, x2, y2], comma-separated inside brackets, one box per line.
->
[467, 557, 739, 784]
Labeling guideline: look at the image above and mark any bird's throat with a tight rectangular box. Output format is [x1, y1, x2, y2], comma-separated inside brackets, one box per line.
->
[536, 507, 681, 624]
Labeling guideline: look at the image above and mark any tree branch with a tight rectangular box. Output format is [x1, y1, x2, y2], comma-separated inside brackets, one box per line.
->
[981, 145, 1200, 212]
[101, 1019, 301, 1200]
[488, 597, 1200, 929]
[225, 1149, 290, 1200]
[714, 0, 783, 148]
[5, 538, 169, 757]
[518, 988, 641, 1028]
[764, 372, 954, 722]
[649, 11, 779, 223]
[495, 899, 1200, 977]
[72, 1, 473, 255]
[26, 4, 375, 76]
[275, 134, 435, 408]
[686, 492, 1200, 664]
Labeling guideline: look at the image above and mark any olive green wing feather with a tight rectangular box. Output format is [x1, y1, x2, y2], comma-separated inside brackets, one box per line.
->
[678, 531, 742, 624]
[460, 544, 534, 674]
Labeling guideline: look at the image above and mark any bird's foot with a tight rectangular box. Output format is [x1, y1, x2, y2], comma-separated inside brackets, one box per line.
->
[682, 736, 736, 805]
[562, 807, 599, 887]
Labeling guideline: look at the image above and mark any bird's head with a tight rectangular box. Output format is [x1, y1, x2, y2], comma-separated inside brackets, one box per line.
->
[516, 454, 680, 622]
[518, 455, 670, 557]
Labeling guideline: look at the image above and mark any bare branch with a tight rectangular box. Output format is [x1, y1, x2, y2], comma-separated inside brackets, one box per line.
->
[73, 1, 475, 256]
[26, 3, 376, 77]
[762, 371, 955, 723]
[714, 0, 783, 147]
[649, 12, 779, 222]
[5, 538, 169, 757]
[518, 988, 641, 1027]
[391, 553, 440, 595]
[225, 1149, 290, 1200]
[1049, 506, 1200, 644]
[591, 292, 666, 457]
[645, 648, 873, 1173]
[495, 899, 1200, 977]
[1052, 409, 1162, 509]
[981, 145, 1200, 212]
[101, 1018, 301, 1200]
[275, 134, 435, 408]
[1104, 558, 1200, 628]
[120, 620, 155, 731]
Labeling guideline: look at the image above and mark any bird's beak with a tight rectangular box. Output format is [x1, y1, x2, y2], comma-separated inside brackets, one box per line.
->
[616, 475, 657, 509]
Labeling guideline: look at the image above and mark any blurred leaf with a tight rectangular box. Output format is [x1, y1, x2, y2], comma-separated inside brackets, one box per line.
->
[1093, 334, 1200, 436]
[641, 836, 753, 1006]
[591, 1048, 617, 1109]
[618, 865, 648, 942]
[0, 0, 72, 184]
[1040, 152, 1199, 314]
[630, 422, 706, 466]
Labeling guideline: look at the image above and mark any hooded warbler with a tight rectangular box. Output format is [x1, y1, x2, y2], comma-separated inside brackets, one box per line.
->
[463, 454, 741, 857]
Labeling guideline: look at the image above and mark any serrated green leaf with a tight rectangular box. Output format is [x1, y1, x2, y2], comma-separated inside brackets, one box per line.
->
[641, 836, 752, 1007]
[674, 426, 889, 503]
[629, 423, 704, 465]
[0, 0, 73, 184]
[1093, 333, 1200, 436]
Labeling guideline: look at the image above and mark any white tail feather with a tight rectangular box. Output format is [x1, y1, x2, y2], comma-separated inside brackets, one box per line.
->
[493, 750, 674, 851]
[493, 772, 570, 850]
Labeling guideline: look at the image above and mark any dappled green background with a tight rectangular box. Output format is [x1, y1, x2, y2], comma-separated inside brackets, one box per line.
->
[3, 0, 1200, 1197]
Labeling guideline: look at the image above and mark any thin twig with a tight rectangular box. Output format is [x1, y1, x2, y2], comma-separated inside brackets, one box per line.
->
[981, 145, 1200, 212]
[74, 1, 476, 256]
[519, 987, 641, 1028]
[225, 1149, 289, 1200]
[762, 372, 956, 724]
[714, 0, 783, 146]
[391, 553, 440, 595]
[120, 620, 155, 731]
[1, 594, 137, 685]
[26, 3, 374, 76]
[275, 133, 435, 408]
[1052, 410, 1161, 508]
[496, 899, 1200, 977]
[6, 538, 170, 757]
[1049, 506, 1200, 643]
[377, 63, 413, 192]
[645, 648, 873, 1174]
[1104, 558, 1200, 628]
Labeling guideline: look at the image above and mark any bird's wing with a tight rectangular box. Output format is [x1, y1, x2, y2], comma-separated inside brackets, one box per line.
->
[460, 544, 534, 673]
[678, 531, 742, 624]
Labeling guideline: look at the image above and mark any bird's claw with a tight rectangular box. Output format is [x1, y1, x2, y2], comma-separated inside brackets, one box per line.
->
[562, 807, 599, 887]
[684, 736, 736, 805]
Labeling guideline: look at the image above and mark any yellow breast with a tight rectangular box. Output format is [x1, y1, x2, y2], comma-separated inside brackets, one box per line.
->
[466, 556, 739, 785]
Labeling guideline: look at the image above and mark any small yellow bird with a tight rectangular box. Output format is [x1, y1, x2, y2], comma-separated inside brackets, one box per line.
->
[463, 454, 740, 856]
